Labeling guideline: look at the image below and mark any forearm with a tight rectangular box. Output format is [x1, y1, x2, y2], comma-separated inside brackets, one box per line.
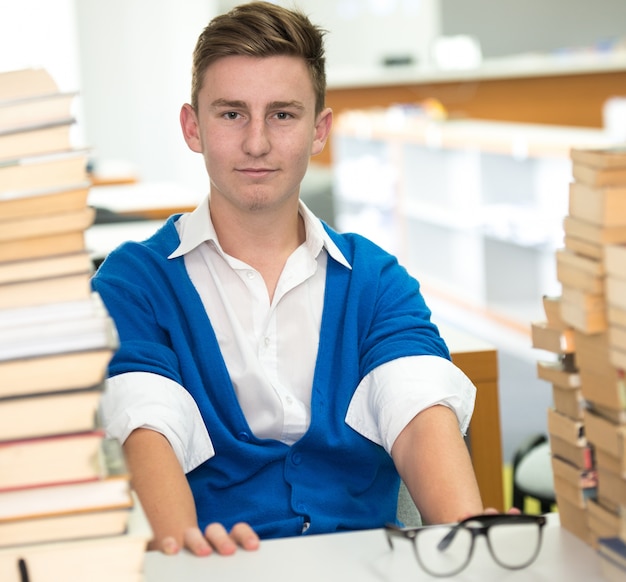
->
[123, 428, 198, 551]
[391, 405, 483, 525]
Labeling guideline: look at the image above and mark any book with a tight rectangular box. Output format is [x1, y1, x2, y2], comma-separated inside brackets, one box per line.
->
[573, 163, 626, 188]
[542, 294, 569, 330]
[0, 385, 103, 441]
[605, 243, 626, 280]
[0, 508, 132, 550]
[607, 276, 626, 312]
[0, 251, 93, 286]
[555, 248, 604, 295]
[569, 181, 626, 227]
[584, 408, 626, 460]
[598, 537, 626, 582]
[573, 330, 611, 374]
[547, 407, 586, 446]
[0, 229, 85, 263]
[0, 305, 118, 362]
[568, 180, 626, 228]
[0, 495, 151, 582]
[609, 304, 626, 329]
[0, 430, 106, 491]
[0, 182, 90, 221]
[597, 466, 626, 511]
[531, 320, 576, 354]
[564, 215, 626, 246]
[0, 348, 114, 399]
[0, 93, 76, 134]
[559, 299, 607, 334]
[610, 324, 626, 354]
[561, 285, 605, 314]
[580, 366, 626, 412]
[0, 68, 58, 102]
[555, 493, 592, 545]
[0, 270, 92, 310]
[553, 384, 584, 420]
[549, 433, 594, 471]
[587, 498, 621, 547]
[0, 207, 95, 243]
[564, 234, 603, 260]
[0, 148, 88, 195]
[537, 359, 580, 388]
[0, 438, 130, 521]
[0, 439, 133, 547]
[551, 456, 597, 508]
[0, 119, 73, 161]
[571, 146, 626, 169]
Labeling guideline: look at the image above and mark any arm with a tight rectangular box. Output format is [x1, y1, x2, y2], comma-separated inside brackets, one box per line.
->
[124, 428, 259, 555]
[391, 405, 483, 525]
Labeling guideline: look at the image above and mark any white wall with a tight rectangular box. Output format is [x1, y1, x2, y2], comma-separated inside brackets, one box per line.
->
[0, 0, 80, 92]
[0, 0, 83, 144]
[74, 0, 217, 192]
[219, 0, 440, 69]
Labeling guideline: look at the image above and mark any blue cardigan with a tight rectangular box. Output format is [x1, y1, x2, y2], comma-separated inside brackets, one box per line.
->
[92, 216, 450, 538]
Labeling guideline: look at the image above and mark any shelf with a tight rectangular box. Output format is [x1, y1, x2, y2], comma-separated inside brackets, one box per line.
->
[332, 110, 608, 318]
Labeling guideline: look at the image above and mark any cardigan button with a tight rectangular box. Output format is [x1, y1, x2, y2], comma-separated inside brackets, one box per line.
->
[237, 431, 250, 442]
[292, 453, 302, 465]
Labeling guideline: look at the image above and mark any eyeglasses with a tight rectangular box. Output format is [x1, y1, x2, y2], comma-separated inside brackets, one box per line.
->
[385, 513, 546, 577]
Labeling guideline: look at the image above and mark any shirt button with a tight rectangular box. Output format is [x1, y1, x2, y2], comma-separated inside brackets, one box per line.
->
[264, 336, 270, 346]
[285, 395, 293, 405]
[246, 271, 255, 279]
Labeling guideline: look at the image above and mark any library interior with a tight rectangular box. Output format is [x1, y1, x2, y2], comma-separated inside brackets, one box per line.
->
[2, 0, 626, 580]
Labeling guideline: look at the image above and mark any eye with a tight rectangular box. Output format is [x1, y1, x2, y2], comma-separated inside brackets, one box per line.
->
[274, 111, 293, 120]
[223, 111, 241, 120]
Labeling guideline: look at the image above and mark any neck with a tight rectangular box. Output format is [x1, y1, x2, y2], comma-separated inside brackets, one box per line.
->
[209, 197, 306, 300]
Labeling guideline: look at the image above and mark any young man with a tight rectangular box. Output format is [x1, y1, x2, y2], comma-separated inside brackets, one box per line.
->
[92, 1, 485, 557]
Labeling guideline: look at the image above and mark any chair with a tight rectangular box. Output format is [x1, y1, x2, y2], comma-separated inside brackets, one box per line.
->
[511, 433, 555, 514]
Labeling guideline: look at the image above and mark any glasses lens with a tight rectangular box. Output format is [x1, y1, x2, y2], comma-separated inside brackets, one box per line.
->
[487, 521, 542, 568]
[415, 525, 472, 576]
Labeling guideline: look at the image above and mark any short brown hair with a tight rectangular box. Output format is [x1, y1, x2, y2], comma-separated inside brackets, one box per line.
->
[190, 1, 327, 115]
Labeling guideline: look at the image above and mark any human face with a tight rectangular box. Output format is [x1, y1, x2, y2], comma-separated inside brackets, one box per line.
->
[181, 55, 332, 214]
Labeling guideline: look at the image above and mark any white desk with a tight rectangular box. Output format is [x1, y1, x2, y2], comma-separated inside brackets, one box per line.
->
[142, 514, 604, 581]
[85, 220, 165, 263]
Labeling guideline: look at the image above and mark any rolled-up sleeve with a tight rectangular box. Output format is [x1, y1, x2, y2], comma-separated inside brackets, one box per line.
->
[345, 355, 476, 454]
[100, 371, 215, 473]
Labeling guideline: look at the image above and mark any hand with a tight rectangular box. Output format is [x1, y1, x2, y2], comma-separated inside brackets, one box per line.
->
[157, 522, 260, 556]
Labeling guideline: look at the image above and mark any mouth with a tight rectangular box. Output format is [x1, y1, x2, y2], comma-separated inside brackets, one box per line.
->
[238, 167, 276, 179]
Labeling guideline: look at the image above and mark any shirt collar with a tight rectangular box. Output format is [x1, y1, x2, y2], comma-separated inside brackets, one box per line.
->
[168, 194, 351, 269]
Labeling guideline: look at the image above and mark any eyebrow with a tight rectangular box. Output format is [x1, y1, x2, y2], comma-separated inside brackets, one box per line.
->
[210, 99, 306, 112]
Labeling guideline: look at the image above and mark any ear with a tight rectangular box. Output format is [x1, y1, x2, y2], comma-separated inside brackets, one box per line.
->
[311, 107, 333, 157]
[180, 103, 203, 153]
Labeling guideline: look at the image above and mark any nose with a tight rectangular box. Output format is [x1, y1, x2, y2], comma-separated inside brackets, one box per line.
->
[243, 118, 271, 157]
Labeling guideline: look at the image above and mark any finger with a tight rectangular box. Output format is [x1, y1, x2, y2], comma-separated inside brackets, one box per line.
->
[204, 523, 238, 556]
[159, 536, 180, 555]
[183, 526, 213, 556]
[483, 507, 499, 515]
[230, 522, 261, 551]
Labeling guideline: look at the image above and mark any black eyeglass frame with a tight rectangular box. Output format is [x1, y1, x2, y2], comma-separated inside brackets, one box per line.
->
[385, 513, 547, 578]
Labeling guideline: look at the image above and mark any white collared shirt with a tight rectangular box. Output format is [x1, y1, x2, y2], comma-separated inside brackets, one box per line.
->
[101, 196, 476, 473]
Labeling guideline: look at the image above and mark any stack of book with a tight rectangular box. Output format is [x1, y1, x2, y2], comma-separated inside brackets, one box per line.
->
[531, 295, 597, 544]
[533, 146, 626, 558]
[0, 68, 150, 581]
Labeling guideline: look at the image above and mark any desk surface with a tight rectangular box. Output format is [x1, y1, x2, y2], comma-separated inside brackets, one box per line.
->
[142, 514, 603, 582]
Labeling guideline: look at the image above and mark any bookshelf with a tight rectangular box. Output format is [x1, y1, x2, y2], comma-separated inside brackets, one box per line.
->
[332, 109, 611, 325]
